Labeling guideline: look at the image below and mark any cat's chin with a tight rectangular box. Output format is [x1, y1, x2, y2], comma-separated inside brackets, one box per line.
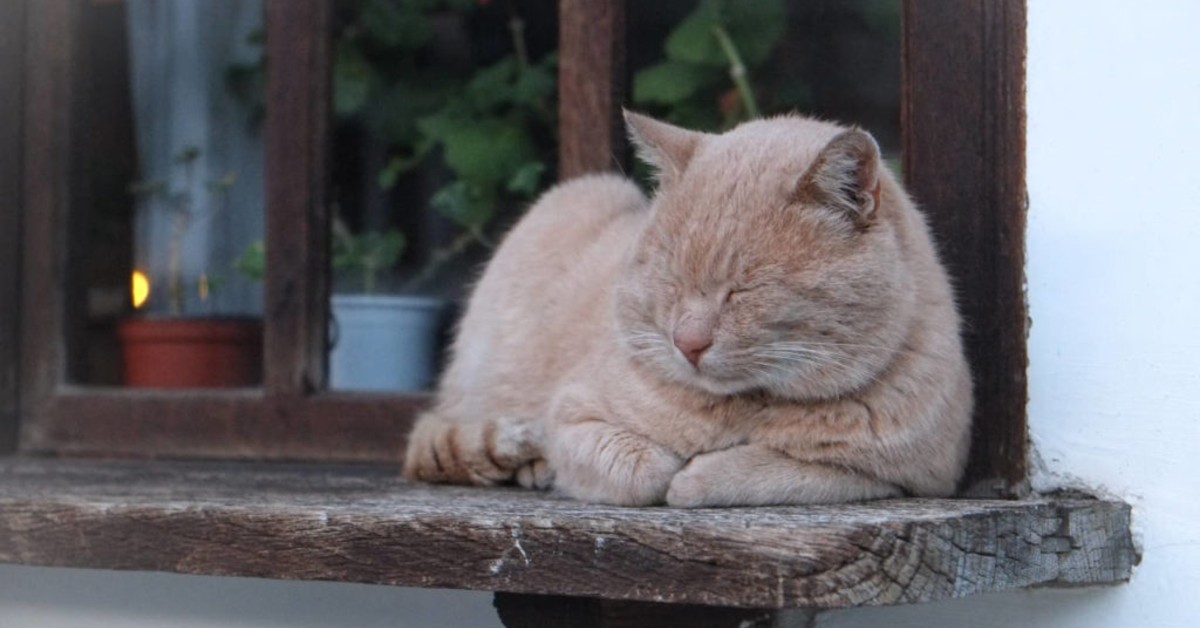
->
[681, 364, 864, 402]
[682, 375, 754, 397]
[662, 364, 760, 397]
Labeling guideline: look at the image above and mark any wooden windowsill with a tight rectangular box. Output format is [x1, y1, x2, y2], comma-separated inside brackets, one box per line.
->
[0, 458, 1135, 610]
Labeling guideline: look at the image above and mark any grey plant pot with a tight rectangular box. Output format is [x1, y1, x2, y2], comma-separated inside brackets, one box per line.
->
[329, 294, 446, 392]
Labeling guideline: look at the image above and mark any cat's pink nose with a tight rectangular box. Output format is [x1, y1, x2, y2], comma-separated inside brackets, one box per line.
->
[673, 329, 713, 367]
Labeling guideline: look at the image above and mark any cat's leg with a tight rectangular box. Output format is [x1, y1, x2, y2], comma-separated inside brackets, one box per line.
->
[403, 412, 544, 486]
[665, 444, 901, 507]
[547, 417, 686, 506]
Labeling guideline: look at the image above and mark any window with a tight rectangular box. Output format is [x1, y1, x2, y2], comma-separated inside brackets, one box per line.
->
[4, 0, 1027, 495]
[0, 2, 1144, 623]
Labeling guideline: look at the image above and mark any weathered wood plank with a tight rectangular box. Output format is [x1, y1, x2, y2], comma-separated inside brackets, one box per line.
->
[558, 0, 626, 178]
[0, 459, 1135, 609]
[0, 0, 26, 453]
[902, 1, 1029, 494]
[21, 390, 420, 463]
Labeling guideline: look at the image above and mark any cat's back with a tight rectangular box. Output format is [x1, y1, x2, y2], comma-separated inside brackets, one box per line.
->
[436, 174, 648, 418]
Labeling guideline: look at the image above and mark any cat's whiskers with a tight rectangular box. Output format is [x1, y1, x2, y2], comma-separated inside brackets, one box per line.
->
[755, 347, 862, 376]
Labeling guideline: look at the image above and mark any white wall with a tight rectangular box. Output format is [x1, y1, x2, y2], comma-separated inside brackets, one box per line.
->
[0, 565, 502, 628]
[5, 1, 1199, 626]
[822, 0, 1200, 626]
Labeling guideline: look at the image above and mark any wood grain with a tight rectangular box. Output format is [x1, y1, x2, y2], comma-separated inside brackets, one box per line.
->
[264, 0, 332, 396]
[21, 389, 421, 463]
[19, 0, 76, 440]
[558, 0, 626, 178]
[902, 0, 1029, 494]
[0, 0, 25, 453]
[0, 459, 1135, 610]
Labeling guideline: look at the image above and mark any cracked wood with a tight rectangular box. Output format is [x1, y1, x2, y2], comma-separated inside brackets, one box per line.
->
[0, 459, 1135, 609]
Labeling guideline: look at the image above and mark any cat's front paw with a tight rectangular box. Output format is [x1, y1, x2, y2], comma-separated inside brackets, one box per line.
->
[665, 452, 728, 508]
[515, 459, 555, 490]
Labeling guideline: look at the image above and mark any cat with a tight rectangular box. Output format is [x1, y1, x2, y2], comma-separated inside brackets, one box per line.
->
[403, 111, 973, 507]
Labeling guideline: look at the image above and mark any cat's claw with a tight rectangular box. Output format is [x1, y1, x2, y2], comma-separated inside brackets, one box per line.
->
[515, 459, 555, 490]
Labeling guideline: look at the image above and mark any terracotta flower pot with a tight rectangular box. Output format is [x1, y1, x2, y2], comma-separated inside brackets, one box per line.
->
[118, 317, 262, 389]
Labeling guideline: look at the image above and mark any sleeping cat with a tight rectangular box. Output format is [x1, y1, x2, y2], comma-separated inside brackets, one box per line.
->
[403, 111, 972, 507]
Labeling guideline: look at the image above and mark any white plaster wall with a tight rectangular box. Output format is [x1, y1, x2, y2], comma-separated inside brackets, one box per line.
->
[4, 1, 1199, 626]
[822, 0, 1200, 626]
[0, 565, 502, 628]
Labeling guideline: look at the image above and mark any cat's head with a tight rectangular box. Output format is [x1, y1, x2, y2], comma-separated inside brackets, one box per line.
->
[615, 112, 917, 400]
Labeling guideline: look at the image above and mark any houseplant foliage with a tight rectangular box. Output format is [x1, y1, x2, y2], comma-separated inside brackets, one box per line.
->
[229, 1, 560, 390]
[328, 223, 444, 391]
[633, 0, 788, 131]
[334, 0, 557, 281]
[120, 147, 262, 389]
[322, 0, 557, 390]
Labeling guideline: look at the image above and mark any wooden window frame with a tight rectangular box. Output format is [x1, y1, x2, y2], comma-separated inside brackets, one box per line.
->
[2, 0, 1027, 494]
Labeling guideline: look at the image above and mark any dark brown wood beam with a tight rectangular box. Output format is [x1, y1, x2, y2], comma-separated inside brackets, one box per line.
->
[264, 0, 333, 396]
[0, 459, 1136, 610]
[494, 594, 784, 628]
[0, 0, 26, 453]
[19, 0, 77, 442]
[558, 0, 626, 179]
[902, 0, 1029, 494]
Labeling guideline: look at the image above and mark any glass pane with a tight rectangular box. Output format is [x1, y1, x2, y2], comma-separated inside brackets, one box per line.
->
[628, 0, 901, 169]
[326, 0, 558, 392]
[71, 0, 266, 388]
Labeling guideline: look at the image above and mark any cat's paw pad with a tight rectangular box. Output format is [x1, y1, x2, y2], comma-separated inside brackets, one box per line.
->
[515, 459, 555, 490]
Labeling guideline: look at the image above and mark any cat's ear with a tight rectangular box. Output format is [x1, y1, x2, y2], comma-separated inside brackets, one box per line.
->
[624, 110, 704, 186]
[795, 129, 883, 227]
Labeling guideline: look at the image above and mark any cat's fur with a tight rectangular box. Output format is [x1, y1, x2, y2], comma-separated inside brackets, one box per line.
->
[403, 112, 972, 507]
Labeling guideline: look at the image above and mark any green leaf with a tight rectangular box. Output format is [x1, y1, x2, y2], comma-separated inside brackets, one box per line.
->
[633, 60, 715, 105]
[232, 241, 266, 282]
[359, 230, 406, 271]
[363, 76, 456, 146]
[664, 0, 722, 66]
[506, 161, 545, 197]
[415, 107, 464, 143]
[437, 118, 536, 187]
[663, 0, 787, 69]
[723, 0, 787, 68]
[431, 181, 495, 230]
[363, 0, 431, 49]
[466, 57, 520, 111]
[378, 151, 427, 190]
[334, 43, 376, 117]
[513, 63, 555, 107]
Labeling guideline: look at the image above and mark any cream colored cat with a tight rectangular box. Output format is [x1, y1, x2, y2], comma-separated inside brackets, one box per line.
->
[403, 112, 972, 507]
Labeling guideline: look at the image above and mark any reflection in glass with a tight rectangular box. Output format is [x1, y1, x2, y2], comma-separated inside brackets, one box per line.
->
[327, 0, 558, 392]
[629, 0, 901, 162]
[72, 0, 265, 388]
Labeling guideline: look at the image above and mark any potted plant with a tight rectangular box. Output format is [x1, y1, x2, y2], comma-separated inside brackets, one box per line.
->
[319, 0, 556, 391]
[328, 222, 446, 391]
[118, 147, 263, 389]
